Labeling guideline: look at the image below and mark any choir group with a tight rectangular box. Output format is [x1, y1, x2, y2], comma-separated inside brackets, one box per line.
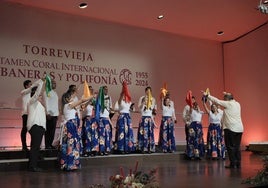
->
[21, 77, 232, 172]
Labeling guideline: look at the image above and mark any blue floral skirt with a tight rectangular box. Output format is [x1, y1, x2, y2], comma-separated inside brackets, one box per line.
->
[137, 116, 155, 152]
[60, 119, 81, 171]
[114, 113, 135, 153]
[186, 121, 205, 159]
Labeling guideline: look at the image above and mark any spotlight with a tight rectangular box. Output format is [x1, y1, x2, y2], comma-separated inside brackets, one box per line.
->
[79, 3, 88, 9]
[217, 31, 224, 36]
[258, 0, 268, 14]
[157, 15, 164, 19]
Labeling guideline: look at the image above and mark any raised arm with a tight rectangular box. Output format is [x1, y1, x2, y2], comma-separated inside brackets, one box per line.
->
[28, 79, 44, 104]
[202, 100, 210, 114]
[21, 79, 41, 96]
[69, 95, 93, 109]
[207, 95, 229, 108]
[138, 96, 145, 110]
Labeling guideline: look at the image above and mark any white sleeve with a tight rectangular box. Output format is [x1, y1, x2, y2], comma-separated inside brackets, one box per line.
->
[208, 95, 229, 108]
[28, 80, 43, 104]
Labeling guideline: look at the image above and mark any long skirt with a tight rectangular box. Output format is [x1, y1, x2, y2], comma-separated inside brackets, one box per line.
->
[158, 116, 176, 153]
[75, 114, 83, 155]
[207, 123, 225, 159]
[114, 113, 135, 153]
[137, 116, 155, 153]
[60, 119, 81, 171]
[186, 121, 205, 159]
[98, 117, 113, 154]
[83, 116, 99, 154]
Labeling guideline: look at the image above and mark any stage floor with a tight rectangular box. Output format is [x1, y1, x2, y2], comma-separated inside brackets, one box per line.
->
[0, 151, 265, 188]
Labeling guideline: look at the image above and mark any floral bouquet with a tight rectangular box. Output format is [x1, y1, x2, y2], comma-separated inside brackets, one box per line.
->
[109, 161, 159, 188]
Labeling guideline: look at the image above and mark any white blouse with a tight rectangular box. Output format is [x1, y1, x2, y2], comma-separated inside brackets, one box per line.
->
[191, 109, 203, 122]
[100, 95, 112, 118]
[27, 79, 46, 131]
[118, 100, 131, 113]
[138, 95, 157, 117]
[84, 104, 94, 117]
[63, 103, 77, 121]
[162, 105, 174, 117]
[209, 109, 223, 124]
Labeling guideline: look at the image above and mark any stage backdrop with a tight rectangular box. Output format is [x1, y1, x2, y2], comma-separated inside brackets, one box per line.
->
[4, 1, 260, 149]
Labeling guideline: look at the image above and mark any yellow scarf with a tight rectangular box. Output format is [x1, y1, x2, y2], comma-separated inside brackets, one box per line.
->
[146, 89, 153, 109]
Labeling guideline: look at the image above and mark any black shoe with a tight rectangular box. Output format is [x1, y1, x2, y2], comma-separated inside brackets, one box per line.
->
[45, 146, 56, 150]
[225, 165, 236, 169]
[28, 167, 43, 172]
[22, 147, 29, 152]
[82, 153, 89, 157]
[90, 151, 97, 157]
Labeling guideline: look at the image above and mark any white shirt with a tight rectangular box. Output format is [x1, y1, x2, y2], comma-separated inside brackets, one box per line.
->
[63, 103, 77, 121]
[191, 109, 203, 122]
[27, 79, 46, 131]
[43, 90, 59, 116]
[118, 100, 131, 114]
[138, 95, 157, 117]
[21, 90, 31, 115]
[208, 95, 244, 133]
[209, 109, 223, 124]
[21, 80, 41, 115]
[83, 104, 94, 117]
[162, 104, 176, 120]
[100, 95, 112, 118]
[182, 105, 191, 125]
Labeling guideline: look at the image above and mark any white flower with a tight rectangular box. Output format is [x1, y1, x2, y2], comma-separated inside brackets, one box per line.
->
[131, 182, 144, 188]
[115, 174, 121, 179]
[123, 175, 133, 184]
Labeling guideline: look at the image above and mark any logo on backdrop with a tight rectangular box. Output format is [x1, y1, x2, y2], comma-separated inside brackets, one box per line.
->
[119, 69, 132, 85]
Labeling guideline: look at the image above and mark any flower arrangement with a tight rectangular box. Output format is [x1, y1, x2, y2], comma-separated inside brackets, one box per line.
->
[242, 155, 268, 187]
[88, 161, 159, 188]
[109, 161, 159, 188]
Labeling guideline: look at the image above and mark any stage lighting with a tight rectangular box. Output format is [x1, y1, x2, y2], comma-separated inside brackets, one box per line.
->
[258, 0, 268, 14]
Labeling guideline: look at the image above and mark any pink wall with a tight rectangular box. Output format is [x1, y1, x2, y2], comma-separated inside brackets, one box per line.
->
[0, 2, 231, 149]
[223, 23, 268, 146]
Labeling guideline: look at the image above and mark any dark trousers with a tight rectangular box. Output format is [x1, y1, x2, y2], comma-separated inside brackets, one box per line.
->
[45, 116, 58, 148]
[21, 115, 28, 149]
[185, 124, 189, 141]
[224, 129, 242, 166]
[28, 125, 45, 169]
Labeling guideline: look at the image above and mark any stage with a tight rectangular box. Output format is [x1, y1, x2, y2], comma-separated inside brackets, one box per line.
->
[248, 142, 268, 154]
[0, 149, 266, 188]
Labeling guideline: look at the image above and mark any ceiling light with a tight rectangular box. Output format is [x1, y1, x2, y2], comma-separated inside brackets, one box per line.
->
[79, 3, 88, 9]
[258, 0, 268, 14]
[157, 15, 164, 19]
[217, 31, 224, 36]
